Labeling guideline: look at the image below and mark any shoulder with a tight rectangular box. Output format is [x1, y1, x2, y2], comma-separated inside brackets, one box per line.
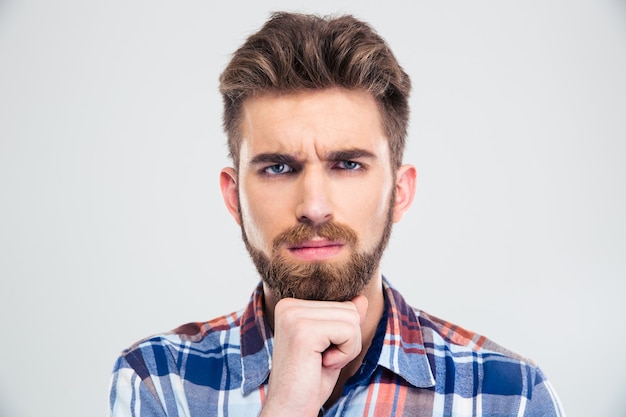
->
[172, 309, 244, 343]
[109, 309, 249, 414]
[414, 308, 555, 401]
[416, 308, 535, 364]
[413, 309, 567, 415]
[114, 309, 245, 377]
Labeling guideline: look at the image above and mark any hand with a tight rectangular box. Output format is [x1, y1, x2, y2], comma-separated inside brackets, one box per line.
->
[259, 295, 368, 417]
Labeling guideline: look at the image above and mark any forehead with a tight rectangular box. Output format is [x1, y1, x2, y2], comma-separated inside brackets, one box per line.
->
[238, 88, 388, 158]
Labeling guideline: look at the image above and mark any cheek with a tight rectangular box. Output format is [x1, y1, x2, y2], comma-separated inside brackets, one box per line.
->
[345, 182, 393, 247]
[239, 185, 283, 251]
[369, 191, 392, 227]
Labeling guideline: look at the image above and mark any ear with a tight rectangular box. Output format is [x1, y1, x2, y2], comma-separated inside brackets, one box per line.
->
[220, 167, 241, 225]
[392, 164, 417, 223]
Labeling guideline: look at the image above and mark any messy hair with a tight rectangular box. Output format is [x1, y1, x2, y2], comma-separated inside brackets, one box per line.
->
[219, 12, 411, 168]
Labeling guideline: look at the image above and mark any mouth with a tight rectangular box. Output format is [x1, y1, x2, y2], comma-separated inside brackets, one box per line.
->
[286, 239, 345, 261]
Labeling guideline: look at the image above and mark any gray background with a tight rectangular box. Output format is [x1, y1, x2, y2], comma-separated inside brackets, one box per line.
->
[1, 1, 625, 416]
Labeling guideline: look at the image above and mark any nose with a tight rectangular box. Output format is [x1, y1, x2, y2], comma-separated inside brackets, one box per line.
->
[295, 165, 332, 226]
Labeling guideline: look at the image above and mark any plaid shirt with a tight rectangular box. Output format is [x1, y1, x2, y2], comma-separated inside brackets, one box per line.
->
[109, 278, 565, 416]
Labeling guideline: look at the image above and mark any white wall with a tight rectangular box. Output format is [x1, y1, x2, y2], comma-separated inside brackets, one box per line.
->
[0, 1, 624, 416]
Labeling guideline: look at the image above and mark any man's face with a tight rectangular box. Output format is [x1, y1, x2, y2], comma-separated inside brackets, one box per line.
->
[223, 88, 404, 302]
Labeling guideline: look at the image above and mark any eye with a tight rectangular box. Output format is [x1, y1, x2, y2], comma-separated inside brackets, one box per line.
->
[263, 163, 293, 175]
[336, 160, 362, 170]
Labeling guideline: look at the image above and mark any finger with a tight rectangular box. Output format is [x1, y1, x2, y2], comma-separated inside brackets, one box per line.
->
[276, 297, 360, 313]
[275, 298, 361, 325]
[320, 318, 363, 368]
[321, 331, 362, 369]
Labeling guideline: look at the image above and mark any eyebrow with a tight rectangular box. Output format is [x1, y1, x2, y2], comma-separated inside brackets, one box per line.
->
[248, 153, 299, 167]
[325, 148, 377, 162]
[248, 148, 377, 167]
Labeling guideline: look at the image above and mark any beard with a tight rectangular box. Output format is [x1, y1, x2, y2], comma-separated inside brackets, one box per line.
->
[239, 190, 395, 302]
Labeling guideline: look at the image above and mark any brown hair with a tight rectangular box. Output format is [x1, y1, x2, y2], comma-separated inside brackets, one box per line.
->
[219, 12, 411, 168]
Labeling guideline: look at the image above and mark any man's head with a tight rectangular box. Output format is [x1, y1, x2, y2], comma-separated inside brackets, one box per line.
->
[219, 13, 416, 303]
[219, 12, 411, 170]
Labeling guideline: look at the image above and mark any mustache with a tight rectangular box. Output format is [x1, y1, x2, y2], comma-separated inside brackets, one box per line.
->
[272, 222, 358, 251]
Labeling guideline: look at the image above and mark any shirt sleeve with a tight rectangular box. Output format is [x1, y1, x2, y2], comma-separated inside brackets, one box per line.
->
[109, 355, 170, 417]
[523, 367, 566, 417]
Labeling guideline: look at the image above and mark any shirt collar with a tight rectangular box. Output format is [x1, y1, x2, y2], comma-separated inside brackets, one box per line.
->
[239, 278, 435, 395]
[240, 283, 274, 395]
[376, 277, 436, 388]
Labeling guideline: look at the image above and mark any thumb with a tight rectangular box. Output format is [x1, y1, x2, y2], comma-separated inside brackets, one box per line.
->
[350, 295, 369, 325]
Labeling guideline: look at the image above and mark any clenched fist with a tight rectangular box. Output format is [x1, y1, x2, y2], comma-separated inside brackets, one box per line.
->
[259, 295, 369, 417]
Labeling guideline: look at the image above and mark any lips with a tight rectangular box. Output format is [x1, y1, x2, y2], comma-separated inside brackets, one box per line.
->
[286, 239, 345, 261]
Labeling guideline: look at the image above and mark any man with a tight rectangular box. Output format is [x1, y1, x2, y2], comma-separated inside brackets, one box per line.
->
[109, 12, 565, 417]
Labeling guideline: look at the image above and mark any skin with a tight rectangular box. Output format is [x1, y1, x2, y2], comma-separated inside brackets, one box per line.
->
[220, 87, 417, 416]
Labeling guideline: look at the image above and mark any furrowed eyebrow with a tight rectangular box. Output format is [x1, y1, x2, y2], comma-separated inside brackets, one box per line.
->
[326, 149, 377, 162]
[248, 152, 300, 167]
[247, 148, 376, 167]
